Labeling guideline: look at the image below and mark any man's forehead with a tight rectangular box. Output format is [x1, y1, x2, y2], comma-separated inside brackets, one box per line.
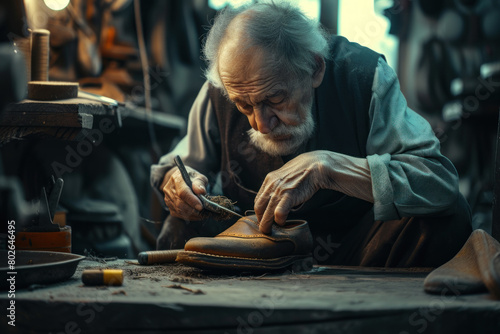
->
[228, 84, 286, 101]
[219, 56, 285, 99]
[219, 44, 267, 74]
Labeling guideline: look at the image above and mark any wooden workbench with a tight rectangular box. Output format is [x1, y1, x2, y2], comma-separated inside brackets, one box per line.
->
[1, 259, 499, 334]
[0, 98, 186, 144]
[0, 98, 111, 144]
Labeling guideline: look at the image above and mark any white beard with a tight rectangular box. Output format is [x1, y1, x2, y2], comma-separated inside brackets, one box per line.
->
[247, 107, 315, 157]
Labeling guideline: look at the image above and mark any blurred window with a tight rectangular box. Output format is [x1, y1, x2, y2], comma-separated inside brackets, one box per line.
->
[338, 0, 398, 70]
[208, 0, 321, 21]
[207, 0, 398, 69]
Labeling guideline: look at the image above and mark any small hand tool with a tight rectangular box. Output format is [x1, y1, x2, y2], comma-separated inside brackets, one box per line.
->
[78, 90, 125, 107]
[82, 269, 123, 286]
[174, 155, 243, 219]
[137, 249, 182, 265]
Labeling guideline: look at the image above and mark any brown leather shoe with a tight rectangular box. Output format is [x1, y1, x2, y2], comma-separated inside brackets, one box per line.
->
[424, 229, 500, 299]
[176, 215, 313, 271]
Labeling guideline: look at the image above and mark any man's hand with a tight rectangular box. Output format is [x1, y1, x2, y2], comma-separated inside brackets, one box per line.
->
[255, 151, 329, 234]
[161, 165, 209, 221]
[254, 151, 373, 234]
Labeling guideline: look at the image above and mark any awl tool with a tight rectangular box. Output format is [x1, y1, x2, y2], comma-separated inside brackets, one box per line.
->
[174, 155, 243, 219]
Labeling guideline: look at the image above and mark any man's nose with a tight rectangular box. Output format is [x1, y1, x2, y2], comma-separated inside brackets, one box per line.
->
[250, 106, 277, 134]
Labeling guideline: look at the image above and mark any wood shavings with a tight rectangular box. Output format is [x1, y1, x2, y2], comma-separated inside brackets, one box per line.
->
[201, 195, 238, 221]
[238, 273, 281, 281]
[163, 284, 205, 295]
[131, 275, 147, 280]
[171, 276, 203, 284]
[111, 290, 127, 296]
[84, 249, 118, 264]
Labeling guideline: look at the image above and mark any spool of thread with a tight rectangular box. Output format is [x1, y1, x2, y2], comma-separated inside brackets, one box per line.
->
[30, 29, 50, 82]
[82, 269, 124, 286]
[138, 249, 182, 265]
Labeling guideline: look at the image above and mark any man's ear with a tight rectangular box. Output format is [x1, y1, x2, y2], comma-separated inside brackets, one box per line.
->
[312, 55, 326, 88]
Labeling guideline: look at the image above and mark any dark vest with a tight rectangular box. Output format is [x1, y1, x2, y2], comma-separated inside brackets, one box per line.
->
[209, 35, 381, 230]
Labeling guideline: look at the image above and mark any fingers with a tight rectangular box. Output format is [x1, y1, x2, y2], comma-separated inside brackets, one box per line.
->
[163, 183, 201, 220]
[258, 195, 279, 234]
[254, 192, 270, 223]
[190, 172, 208, 196]
[255, 164, 315, 233]
[255, 171, 280, 220]
[177, 181, 204, 211]
[163, 167, 208, 220]
[274, 193, 294, 224]
[255, 173, 280, 233]
[257, 193, 295, 234]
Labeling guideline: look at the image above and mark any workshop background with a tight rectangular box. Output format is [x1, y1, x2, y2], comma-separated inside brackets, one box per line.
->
[1, 0, 499, 258]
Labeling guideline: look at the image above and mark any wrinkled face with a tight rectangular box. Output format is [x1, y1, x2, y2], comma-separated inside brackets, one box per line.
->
[218, 43, 322, 156]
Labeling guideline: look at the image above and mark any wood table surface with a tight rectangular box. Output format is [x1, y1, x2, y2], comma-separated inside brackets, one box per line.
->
[1, 259, 499, 334]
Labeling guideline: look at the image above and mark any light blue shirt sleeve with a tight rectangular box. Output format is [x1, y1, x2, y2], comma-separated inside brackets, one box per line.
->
[366, 58, 459, 220]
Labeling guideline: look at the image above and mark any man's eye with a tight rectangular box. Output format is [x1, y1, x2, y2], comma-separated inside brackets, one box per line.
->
[268, 96, 285, 105]
[237, 103, 252, 113]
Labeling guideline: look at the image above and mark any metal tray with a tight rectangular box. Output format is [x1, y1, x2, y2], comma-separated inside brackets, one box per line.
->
[0, 250, 85, 289]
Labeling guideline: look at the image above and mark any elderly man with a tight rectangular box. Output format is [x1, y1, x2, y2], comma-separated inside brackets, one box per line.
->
[151, 2, 471, 267]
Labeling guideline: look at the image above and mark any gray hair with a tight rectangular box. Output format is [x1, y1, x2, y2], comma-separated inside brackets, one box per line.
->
[202, 1, 331, 93]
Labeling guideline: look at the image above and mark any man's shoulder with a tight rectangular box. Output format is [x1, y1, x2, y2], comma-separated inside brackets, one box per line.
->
[207, 82, 232, 111]
[328, 35, 382, 71]
[322, 35, 382, 96]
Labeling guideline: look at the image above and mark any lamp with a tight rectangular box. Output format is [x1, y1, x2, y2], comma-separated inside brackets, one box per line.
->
[43, 0, 70, 11]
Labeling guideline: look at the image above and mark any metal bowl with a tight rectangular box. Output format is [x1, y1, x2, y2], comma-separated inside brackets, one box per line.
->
[0, 250, 85, 289]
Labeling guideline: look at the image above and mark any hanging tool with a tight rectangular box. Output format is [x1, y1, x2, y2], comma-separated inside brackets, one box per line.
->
[22, 176, 65, 232]
[47, 176, 64, 221]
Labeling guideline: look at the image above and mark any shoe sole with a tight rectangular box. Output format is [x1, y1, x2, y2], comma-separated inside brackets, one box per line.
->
[176, 250, 313, 272]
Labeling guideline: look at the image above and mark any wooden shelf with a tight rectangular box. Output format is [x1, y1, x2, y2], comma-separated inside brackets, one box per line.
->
[0, 98, 186, 144]
[0, 98, 115, 144]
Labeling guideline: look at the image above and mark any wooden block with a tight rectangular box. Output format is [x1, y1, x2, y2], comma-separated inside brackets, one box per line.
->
[28, 81, 79, 101]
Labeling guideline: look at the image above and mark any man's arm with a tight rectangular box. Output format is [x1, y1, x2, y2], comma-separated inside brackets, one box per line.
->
[255, 150, 374, 232]
[256, 58, 459, 232]
[150, 81, 221, 210]
[366, 57, 459, 220]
